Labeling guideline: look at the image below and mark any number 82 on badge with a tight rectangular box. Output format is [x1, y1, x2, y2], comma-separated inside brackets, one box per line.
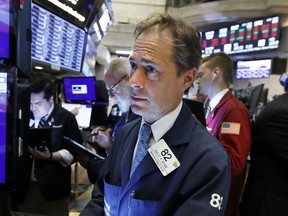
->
[148, 139, 180, 176]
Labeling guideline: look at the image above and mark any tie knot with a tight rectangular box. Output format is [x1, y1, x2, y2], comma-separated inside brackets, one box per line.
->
[205, 104, 211, 119]
[207, 105, 211, 112]
[139, 123, 152, 142]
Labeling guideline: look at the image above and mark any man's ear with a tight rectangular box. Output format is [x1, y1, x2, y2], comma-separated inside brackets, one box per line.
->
[49, 95, 54, 103]
[182, 68, 196, 89]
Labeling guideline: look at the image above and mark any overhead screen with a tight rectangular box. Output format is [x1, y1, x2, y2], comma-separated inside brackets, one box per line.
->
[201, 16, 280, 57]
[236, 59, 272, 79]
[88, 2, 113, 47]
[31, 3, 87, 73]
[32, 0, 96, 29]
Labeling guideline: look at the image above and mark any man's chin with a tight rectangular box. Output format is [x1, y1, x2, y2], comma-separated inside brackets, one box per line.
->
[131, 104, 143, 115]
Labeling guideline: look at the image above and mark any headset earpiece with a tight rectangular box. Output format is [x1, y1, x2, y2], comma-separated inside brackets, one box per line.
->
[212, 74, 216, 81]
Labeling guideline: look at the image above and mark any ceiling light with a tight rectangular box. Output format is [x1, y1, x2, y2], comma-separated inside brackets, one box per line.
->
[34, 66, 43, 70]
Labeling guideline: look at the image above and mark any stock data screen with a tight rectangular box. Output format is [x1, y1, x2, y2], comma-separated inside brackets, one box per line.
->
[236, 59, 272, 79]
[31, 3, 86, 72]
[201, 16, 280, 57]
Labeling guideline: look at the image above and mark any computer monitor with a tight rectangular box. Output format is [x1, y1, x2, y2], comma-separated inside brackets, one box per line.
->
[183, 98, 206, 127]
[236, 59, 272, 79]
[0, 0, 16, 66]
[63, 77, 97, 103]
[0, 67, 17, 190]
[61, 103, 93, 129]
[31, 3, 87, 74]
[246, 84, 264, 114]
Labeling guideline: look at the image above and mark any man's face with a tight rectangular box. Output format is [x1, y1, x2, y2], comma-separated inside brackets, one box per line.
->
[105, 71, 130, 113]
[197, 63, 214, 97]
[129, 28, 192, 124]
[30, 92, 52, 119]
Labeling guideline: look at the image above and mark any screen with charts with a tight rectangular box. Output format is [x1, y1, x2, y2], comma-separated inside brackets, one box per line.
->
[201, 16, 280, 57]
[62, 103, 93, 128]
[63, 77, 97, 103]
[33, 0, 97, 29]
[31, 3, 87, 73]
[236, 59, 272, 79]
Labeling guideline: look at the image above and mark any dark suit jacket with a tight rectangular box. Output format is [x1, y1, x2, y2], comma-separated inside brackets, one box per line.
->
[81, 104, 231, 216]
[13, 105, 83, 202]
[240, 93, 288, 216]
[86, 109, 140, 184]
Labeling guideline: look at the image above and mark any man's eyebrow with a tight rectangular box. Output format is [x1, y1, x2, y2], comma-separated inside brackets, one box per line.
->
[129, 57, 154, 65]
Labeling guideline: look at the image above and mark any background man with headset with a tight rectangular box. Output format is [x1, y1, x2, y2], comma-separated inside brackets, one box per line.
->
[197, 52, 251, 216]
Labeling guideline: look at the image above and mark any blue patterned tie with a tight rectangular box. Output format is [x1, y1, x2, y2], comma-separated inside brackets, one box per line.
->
[130, 123, 152, 176]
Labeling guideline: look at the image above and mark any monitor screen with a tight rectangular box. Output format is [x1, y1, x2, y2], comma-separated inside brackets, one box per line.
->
[0, 67, 17, 190]
[87, 0, 113, 46]
[0, 0, 16, 65]
[31, 3, 87, 73]
[201, 16, 280, 57]
[61, 103, 92, 128]
[33, 0, 96, 28]
[236, 59, 272, 79]
[63, 77, 97, 103]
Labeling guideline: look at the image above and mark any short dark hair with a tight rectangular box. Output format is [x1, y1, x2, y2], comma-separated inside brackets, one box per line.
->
[134, 12, 202, 76]
[200, 52, 233, 85]
[30, 76, 56, 101]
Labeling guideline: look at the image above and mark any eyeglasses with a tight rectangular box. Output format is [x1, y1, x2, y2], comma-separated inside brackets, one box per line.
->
[107, 74, 128, 97]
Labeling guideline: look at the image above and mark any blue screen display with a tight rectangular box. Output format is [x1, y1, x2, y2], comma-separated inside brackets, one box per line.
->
[0, 1, 10, 59]
[63, 77, 97, 102]
[0, 73, 8, 183]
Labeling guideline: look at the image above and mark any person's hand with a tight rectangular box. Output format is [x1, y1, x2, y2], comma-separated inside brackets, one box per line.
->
[28, 145, 51, 160]
[70, 106, 80, 116]
[90, 127, 112, 151]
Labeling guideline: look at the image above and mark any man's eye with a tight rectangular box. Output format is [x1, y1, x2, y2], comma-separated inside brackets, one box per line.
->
[146, 65, 156, 73]
[130, 62, 137, 72]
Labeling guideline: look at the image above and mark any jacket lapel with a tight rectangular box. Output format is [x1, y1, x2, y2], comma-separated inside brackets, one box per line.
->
[121, 104, 195, 194]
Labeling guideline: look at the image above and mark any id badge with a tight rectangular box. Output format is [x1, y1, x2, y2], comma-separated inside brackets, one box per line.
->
[148, 139, 180, 176]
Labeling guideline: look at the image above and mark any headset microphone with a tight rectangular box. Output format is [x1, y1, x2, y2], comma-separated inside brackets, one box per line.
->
[212, 74, 216, 81]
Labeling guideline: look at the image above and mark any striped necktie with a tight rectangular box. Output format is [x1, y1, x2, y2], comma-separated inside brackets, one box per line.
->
[38, 116, 46, 128]
[130, 123, 152, 177]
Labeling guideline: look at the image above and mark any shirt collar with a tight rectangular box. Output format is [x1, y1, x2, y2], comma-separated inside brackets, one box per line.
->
[141, 101, 183, 143]
[209, 88, 229, 111]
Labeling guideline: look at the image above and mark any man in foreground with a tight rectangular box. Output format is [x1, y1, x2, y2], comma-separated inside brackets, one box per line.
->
[81, 13, 231, 216]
